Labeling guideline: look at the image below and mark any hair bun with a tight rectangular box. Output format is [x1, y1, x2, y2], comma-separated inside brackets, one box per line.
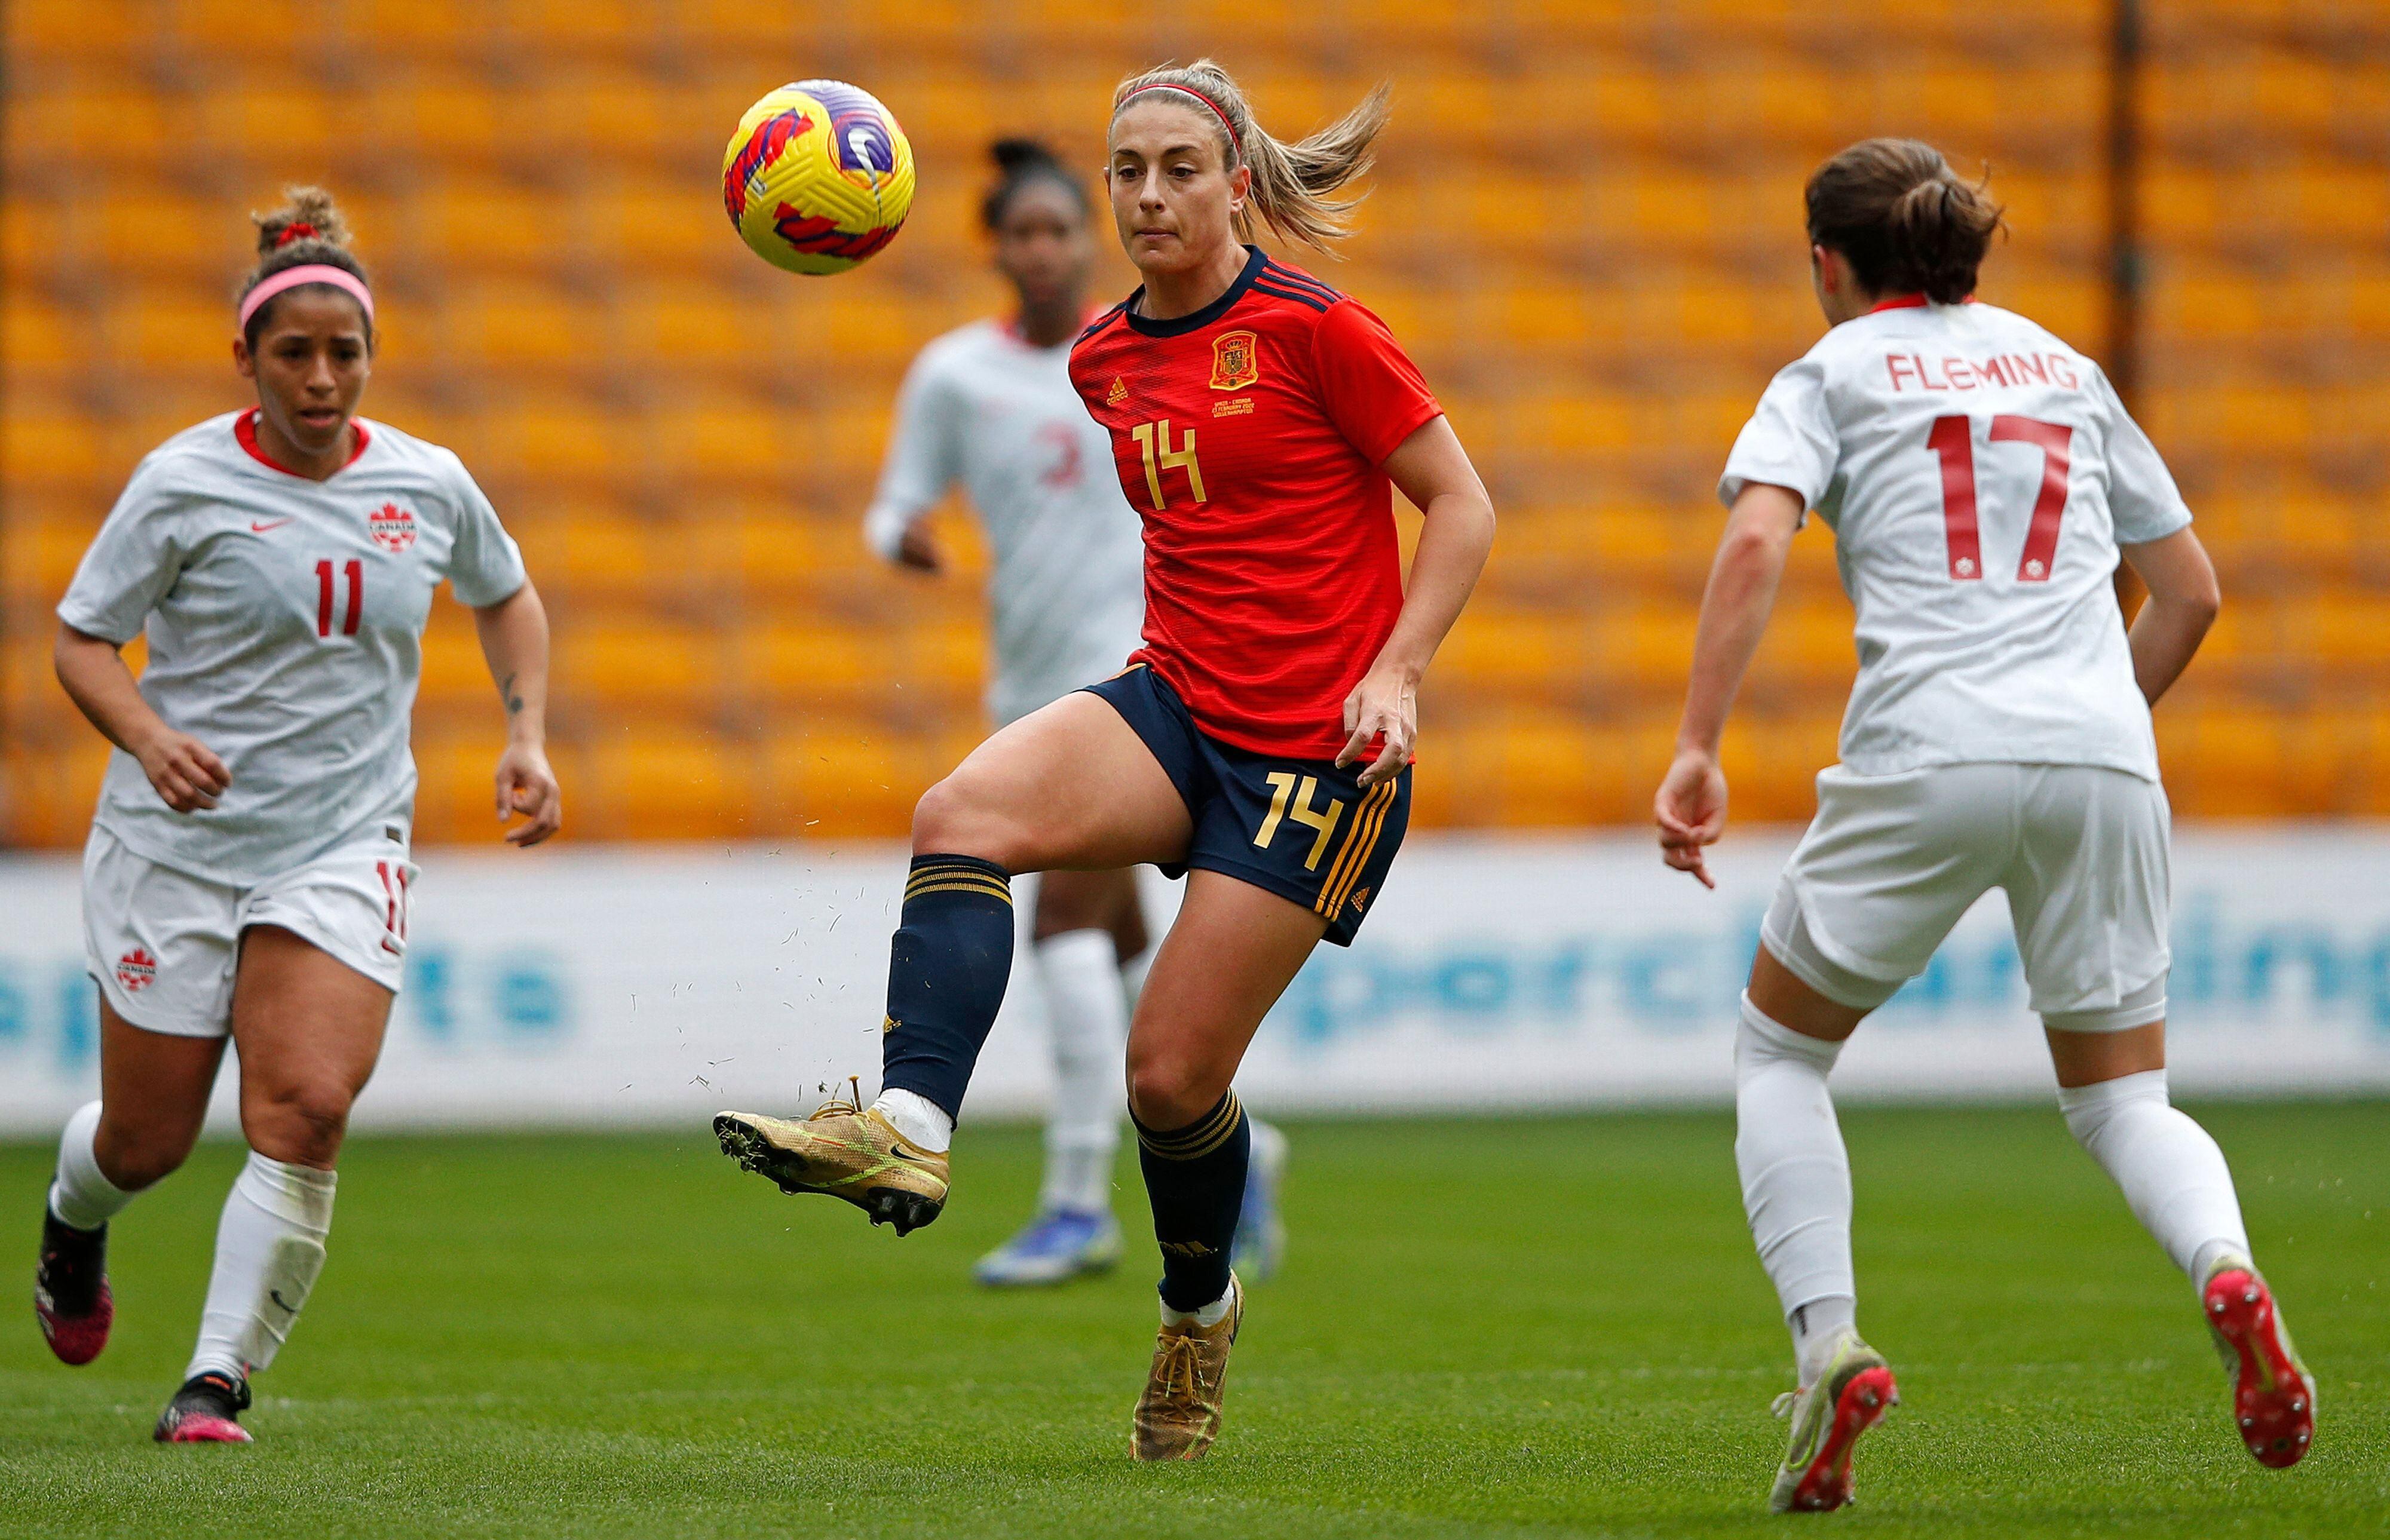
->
[990, 137, 1061, 174]
[252, 185, 350, 259]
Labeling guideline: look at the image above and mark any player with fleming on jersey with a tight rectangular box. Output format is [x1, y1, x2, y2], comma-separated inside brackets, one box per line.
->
[1656, 140, 2315, 1511]
[865, 138, 1288, 1289]
[33, 189, 560, 1443]
[718, 60, 1495, 1458]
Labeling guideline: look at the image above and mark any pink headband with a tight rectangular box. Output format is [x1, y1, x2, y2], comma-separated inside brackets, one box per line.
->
[238, 265, 373, 332]
[1117, 83, 1240, 155]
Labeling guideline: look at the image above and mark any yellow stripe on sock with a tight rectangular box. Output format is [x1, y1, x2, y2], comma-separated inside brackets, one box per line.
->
[1138, 1093, 1243, 1160]
[903, 879, 1013, 904]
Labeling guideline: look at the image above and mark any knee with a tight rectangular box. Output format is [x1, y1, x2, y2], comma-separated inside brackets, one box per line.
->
[1126, 1052, 1221, 1131]
[243, 1082, 354, 1167]
[911, 775, 1027, 869]
[94, 1116, 198, 1192]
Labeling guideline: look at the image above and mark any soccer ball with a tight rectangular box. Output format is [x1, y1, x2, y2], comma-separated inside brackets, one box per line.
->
[722, 80, 915, 276]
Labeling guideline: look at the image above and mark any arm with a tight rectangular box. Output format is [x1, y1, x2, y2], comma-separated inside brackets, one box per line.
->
[865, 502, 945, 573]
[1338, 415, 1497, 789]
[2119, 526, 2219, 706]
[472, 580, 562, 846]
[1654, 482, 1806, 888]
[53, 622, 229, 812]
[863, 352, 958, 574]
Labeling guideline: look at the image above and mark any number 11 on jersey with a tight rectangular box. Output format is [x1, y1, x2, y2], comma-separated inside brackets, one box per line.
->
[315, 559, 362, 637]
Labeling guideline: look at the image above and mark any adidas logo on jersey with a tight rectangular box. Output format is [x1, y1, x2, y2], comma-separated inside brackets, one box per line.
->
[1106, 376, 1128, 406]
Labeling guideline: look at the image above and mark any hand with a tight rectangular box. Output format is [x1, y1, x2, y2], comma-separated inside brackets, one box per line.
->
[133, 728, 230, 812]
[495, 741, 562, 846]
[1654, 747, 1728, 889]
[1335, 661, 1418, 790]
[894, 524, 944, 573]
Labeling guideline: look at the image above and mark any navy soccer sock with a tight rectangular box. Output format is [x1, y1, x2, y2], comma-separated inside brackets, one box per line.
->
[1136, 1091, 1250, 1312]
[878, 855, 1015, 1121]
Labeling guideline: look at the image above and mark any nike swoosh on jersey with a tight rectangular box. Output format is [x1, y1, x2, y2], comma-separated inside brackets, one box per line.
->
[249, 519, 295, 533]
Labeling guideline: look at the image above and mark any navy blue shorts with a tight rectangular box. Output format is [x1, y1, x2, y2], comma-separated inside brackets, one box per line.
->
[1083, 665, 1410, 947]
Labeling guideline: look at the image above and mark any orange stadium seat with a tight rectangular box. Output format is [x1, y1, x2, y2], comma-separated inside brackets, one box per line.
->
[764, 731, 926, 838]
[578, 728, 753, 840]
[741, 619, 894, 710]
[554, 618, 718, 711]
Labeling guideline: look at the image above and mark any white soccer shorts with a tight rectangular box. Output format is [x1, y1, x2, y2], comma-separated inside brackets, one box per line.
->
[1764, 761, 2171, 1032]
[81, 823, 416, 1038]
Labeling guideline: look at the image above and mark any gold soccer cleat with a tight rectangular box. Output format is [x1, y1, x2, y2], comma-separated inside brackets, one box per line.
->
[1131, 1273, 1242, 1462]
[713, 1081, 949, 1236]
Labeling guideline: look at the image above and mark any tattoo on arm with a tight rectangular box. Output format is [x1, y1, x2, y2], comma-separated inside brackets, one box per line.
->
[499, 671, 525, 716]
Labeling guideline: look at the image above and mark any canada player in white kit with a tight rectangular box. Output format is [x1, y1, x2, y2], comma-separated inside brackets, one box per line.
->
[1654, 141, 2314, 1511]
[33, 189, 560, 1443]
[863, 140, 1287, 1287]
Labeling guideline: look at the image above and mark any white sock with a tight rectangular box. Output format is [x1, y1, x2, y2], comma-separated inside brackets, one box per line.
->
[185, 1152, 336, 1383]
[872, 1088, 954, 1154]
[1161, 1288, 1235, 1328]
[2057, 1069, 2250, 1284]
[48, 1100, 135, 1232]
[1034, 929, 1128, 1215]
[1734, 993, 1858, 1383]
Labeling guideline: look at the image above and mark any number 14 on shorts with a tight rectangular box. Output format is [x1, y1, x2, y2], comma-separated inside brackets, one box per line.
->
[1255, 771, 1345, 872]
[1927, 414, 2072, 582]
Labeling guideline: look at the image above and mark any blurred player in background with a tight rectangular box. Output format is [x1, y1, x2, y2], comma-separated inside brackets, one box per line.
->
[864, 137, 1288, 1289]
[34, 189, 560, 1443]
[720, 60, 1494, 1459]
[1655, 139, 2314, 1511]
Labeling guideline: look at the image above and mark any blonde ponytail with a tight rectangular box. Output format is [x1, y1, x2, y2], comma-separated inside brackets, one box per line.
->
[1111, 59, 1390, 250]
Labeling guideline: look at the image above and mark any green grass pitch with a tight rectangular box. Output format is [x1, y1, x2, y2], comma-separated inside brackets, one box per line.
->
[1, 1102, 2383, 1538]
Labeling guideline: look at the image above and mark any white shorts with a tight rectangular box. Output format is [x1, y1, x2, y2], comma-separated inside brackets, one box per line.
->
[82, 824, 416, 1039]
[1765, 762, 2171, 1032]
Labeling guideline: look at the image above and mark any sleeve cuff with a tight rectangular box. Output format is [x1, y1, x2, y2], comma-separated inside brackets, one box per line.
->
[55, 601, 137, 645]
[1366, 400, 1444, 467]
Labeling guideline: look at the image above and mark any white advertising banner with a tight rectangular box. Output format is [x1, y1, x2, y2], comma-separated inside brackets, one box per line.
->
[2, 829, 2387, 1136]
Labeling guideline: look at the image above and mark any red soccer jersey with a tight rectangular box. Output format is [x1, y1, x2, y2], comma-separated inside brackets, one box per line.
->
[1070, 247, 1442, 760]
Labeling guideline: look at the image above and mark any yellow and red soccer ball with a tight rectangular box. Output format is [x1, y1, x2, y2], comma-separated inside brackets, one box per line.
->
[722, 80, 915, 275]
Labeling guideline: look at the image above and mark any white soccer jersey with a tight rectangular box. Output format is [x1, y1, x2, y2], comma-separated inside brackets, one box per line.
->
[58, 410, 526, 886]
[864, 318, 1145, 725]
[1721, 299, 2193, 781]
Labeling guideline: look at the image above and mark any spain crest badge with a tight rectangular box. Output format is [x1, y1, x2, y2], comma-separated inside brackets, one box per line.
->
[1209, 329, 1260, 392]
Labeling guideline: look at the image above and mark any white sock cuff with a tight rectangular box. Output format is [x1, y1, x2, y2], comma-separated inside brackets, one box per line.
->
[49, 1100, 133, 1232]
[235, 1152, 337, 1236]
[1034, 927, 1116, 965]
[1737, 993, 1845, 1073]
[874, 1088, 955, 1153]
[2056, 1067, 2169, 1121]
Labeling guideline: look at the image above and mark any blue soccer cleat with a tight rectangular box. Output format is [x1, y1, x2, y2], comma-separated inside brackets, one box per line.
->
[973, 1208, 1121, 1288]
[1231, 1119, 1288, 1281]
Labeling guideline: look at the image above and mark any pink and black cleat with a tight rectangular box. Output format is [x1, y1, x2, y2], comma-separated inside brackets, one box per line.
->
[154, 1371, 253, 1444]
[1769, 1333, 1901, 1513]
[34, 1209, 113, 1366]
[2203, 1263, 2315, 1468]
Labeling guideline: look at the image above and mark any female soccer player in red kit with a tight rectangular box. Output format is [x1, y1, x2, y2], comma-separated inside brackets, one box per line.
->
[719, 60, 1496, 1458]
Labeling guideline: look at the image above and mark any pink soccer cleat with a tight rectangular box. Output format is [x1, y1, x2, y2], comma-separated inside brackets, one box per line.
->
[154, 1372, 254, 1444]
[2203, 1260, 2315, 1469]
[34, 1210, 112, 1366]
[1769, 1330, 1900, 1513]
